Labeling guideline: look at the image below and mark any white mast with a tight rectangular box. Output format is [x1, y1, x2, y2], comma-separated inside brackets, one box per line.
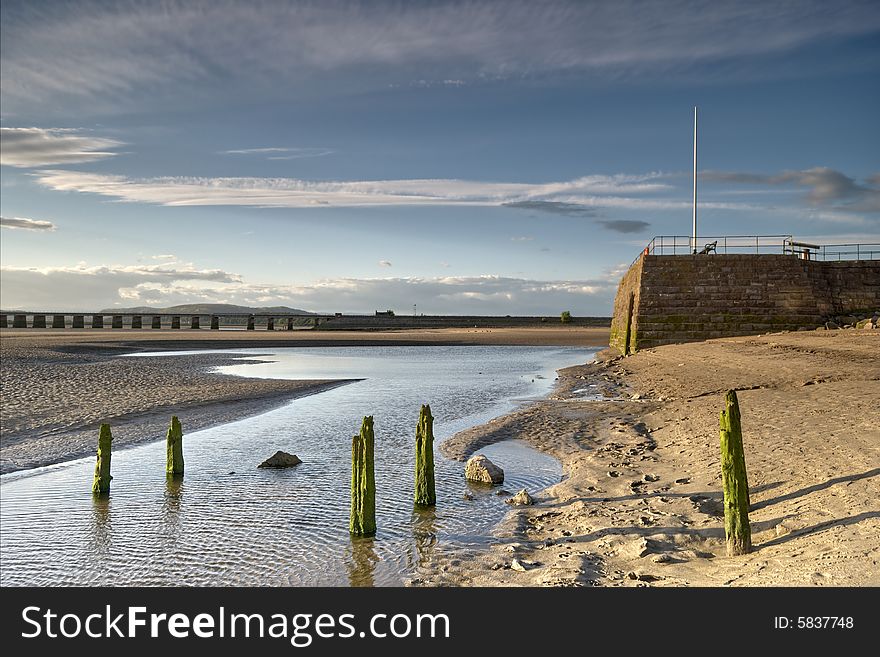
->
[692, 106, 698, 254]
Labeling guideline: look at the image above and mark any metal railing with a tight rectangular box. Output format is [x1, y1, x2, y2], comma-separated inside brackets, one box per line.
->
[632, 235, 879, 264]
[783, 241, 880, 261]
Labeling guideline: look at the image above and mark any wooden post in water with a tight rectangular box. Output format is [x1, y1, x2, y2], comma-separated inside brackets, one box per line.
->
[92, 424, 113, 494]
[719, 390, 751, 556]
[350, 416, 377, 536]
[414, 404, 437, 507]
[166, 416, 185, 476]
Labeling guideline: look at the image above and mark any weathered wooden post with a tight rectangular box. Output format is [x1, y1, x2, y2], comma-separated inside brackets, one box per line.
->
[350, 416, 377, 536]
[166, 415, 184, 476]
[719, 390, 751, 556]
[92, 424, 113, 495]
[414, 404, 436, 507]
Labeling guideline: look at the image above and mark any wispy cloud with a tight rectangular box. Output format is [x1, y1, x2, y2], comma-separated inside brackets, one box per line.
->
[31, 169, 675, 209]
[0, 260, 626, 315]
[0, 128, 123, 168]
[222, 147, 334, 160]
[378, 260, 392, 267]
[597, 220, 651, 234]
[5, 1, 877, 113]
[503, 201, 599, 217]
[0, 215, 57, 231]
[704, 167, 880, 214]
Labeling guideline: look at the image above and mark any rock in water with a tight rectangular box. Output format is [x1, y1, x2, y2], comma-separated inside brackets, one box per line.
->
[465, 454, 504, 484]
[507, 489, 534, 505]
[258, 451, 302, 468]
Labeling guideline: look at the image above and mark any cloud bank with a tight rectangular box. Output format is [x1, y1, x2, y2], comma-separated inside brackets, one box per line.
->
[0, 128, 123, 167]
[0, 260, 626, 315]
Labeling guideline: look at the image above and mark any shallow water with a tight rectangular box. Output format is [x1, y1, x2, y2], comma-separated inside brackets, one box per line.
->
[0, 345, 594, 586]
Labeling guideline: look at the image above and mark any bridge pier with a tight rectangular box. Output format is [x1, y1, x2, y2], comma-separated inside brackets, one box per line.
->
[32, 314, 47, 328]
[13, 314, 27, 328]
[152, 315, 162, 329]
[247, 315, 255, 330]
[191, 315, 200, 329]
[92, 314, 104, 329]
[131, 315, 142, 329]
[287, 318, 294, 330]
[72, 315, 85, 328]
[52, 314, 66, 328]
[171, 316, 181, 329]
[0, 314, 7, 329]
[211, 316, 219, 330]
[112, 315, 124, 329]
[266, 317, 274, 331]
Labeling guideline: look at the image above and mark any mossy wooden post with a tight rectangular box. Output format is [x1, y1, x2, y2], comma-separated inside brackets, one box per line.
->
[414, 404, 436, 507]
[350, 416, 376, 536]
[92, 424, 113, 495]
[166, 415, 184, 476]
[719, 390, 751, 556]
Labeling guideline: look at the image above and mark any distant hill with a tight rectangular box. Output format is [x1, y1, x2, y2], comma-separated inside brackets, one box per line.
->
[99, 304, 314, 315]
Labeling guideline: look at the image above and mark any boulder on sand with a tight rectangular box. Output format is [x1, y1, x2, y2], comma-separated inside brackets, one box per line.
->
[465, 454, 504, 484]
[258, 451, 302, 468]
[507, 489, 534, 506]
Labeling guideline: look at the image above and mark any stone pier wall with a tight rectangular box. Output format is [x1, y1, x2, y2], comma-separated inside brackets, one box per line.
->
[611, 254, 880, 352]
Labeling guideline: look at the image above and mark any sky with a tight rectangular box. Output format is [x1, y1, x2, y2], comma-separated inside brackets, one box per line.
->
[1, 0, 878, 315]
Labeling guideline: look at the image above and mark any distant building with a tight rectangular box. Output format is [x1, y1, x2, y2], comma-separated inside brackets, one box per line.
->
[375, 310, 395, 316]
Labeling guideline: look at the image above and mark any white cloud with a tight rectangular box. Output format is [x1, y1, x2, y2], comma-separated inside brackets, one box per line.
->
[223, 147, 334, 159]
[0, 260, 626, 315]
[0, 128, 123, 167]
[378, 260, 393, 267]
[32, 169, 676, 209]
[0, 216, 57, 231]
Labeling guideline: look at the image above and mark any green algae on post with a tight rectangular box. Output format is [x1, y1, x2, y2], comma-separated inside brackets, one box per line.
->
[166, 415, 185, 476]
[92, 423, 113, 495]
[350, 416, 376, 536]
[719, 390, 751, 556]
[414, 404, 437, 507]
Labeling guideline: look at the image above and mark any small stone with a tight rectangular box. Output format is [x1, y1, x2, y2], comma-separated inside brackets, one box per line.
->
[462, 491, 475, 501]
[652, 553, 672, 564]
[643, 473, 660, 482]
[607, 471, 621, 477]
[631, 393, 642, 400]
[626, 571, 638, 580]
[465, 454, 505, 484]
[507, 489, 534, 506]
[257, 451, 302, 468]
[824, 321, 839, 330]
[495, 489, 512, 496]
[510, 558, 529, 572]
[674, 477, 691, 484]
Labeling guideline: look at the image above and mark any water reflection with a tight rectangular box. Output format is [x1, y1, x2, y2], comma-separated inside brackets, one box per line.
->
[89, 495, 112, 556]
[411, 506, 438, 571]
[163, 475, 184, 535]
[346, 536, 380, 587]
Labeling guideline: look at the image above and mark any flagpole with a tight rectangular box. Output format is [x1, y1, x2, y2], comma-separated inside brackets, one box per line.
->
[692, 106, 698, 254]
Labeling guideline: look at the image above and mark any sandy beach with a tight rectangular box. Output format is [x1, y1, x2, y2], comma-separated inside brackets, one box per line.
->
[418, 329, 880, 587]
[0, 327, 607, 474]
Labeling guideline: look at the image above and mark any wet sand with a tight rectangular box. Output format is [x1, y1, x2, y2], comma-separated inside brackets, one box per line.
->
[0, 327, 608, 473]
[418, 330, 880, 587]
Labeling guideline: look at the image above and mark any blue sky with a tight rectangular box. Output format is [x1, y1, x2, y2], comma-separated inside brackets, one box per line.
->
[1, 0, 878, 314]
